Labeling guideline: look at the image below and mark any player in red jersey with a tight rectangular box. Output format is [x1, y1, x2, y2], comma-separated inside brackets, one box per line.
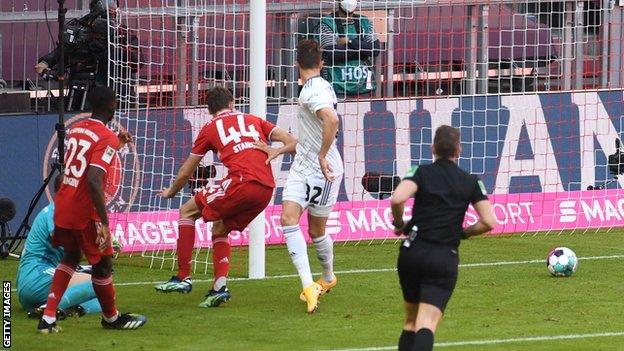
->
[37, 86, 146, 333]
[155, 86, 297, 307]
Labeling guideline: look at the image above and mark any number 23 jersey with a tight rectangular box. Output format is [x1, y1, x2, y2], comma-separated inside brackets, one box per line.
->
[191, 111, 278, 188]
[54, 118, 120, 230]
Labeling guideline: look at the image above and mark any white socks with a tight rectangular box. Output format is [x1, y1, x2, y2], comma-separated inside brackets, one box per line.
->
[42, 315, 56, 324]
[312, 234, 334, 283]
[103, 311, 119, 323]
[283, 225, 314, 288]
[213, 276, 227, 291]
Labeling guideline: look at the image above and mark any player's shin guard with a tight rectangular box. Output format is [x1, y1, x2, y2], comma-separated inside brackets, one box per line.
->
[212, 237, 231, 291]
[92, 275, 118, 320]
[312, 234, 334, 283]
[398, 330, 416, 351]
[283, 225, 314, 288]
[412, 328, 434, 351]
[177, 218, 196, 279]
[43, 263, 76, 321]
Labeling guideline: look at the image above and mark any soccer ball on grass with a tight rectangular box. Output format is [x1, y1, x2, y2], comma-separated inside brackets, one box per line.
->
[546, 247, 578, 277]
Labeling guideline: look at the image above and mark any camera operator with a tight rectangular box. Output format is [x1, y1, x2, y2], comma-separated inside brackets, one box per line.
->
[35, 0, 139, 111]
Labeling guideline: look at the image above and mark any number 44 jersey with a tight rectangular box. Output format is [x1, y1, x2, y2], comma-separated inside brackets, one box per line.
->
[190, 110, 278, 188]
[55, 118, 120, 230]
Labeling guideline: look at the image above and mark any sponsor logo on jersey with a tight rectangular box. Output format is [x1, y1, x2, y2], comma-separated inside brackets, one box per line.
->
[102, 146, 116, 164]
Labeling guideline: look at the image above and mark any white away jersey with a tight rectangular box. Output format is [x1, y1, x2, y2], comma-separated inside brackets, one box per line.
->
[292, 76, 344, 176]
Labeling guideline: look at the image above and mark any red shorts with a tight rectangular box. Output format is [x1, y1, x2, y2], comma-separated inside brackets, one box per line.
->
[52, 221, 114, 264]
[194, 177, 273, 231]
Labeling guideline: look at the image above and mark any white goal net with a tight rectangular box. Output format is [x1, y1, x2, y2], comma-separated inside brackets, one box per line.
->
[107, 0, 624, 275]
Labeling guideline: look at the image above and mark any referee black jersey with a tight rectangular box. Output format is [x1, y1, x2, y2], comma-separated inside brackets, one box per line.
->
[402, 159, 488, 247]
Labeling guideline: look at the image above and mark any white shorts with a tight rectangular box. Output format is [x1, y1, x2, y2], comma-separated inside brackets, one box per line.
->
[282, 170, 343, 217]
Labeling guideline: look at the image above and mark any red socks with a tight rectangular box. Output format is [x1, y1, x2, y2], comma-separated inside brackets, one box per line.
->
[43, 263, 75, 319]
[177, 219, 196, 279]
[212, 237, 231, 290]
[92, 275, 118, 319]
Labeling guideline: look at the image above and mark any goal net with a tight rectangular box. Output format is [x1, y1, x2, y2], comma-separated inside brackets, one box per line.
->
[107, 0, 624, 275]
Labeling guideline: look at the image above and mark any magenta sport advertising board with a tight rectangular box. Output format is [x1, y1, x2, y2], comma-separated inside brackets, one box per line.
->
[109, 189, 624, 252]
[2, 91, 624, 253]
[103, 91, 624, 252]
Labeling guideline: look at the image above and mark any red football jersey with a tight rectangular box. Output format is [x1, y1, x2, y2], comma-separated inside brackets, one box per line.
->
[191, 111, 277, 188]
[54, 118, 119, 229]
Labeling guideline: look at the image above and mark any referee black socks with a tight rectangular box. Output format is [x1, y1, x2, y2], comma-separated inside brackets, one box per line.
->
[412, 328, 434, 351]
[398, 330, 415, 351]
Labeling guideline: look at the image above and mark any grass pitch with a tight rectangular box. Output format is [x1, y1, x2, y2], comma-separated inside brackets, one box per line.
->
[2, 232, 624, 350]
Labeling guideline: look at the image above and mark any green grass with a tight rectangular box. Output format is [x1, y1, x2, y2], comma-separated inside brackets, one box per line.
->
[2, 232, 624, 350]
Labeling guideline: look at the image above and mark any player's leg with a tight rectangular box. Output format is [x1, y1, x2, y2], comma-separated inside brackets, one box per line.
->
[210, 221, 230, 292]
[411, 243, 458, 351]
[58, 272, 101, 316]
[281, 171, 318, 300]
[281, 200, 313, 285]
[18, 265, 53, 312]
[308, 214, 336, 294]
[77, 298, 102, 315]
[396, 242, 424, 350]
[198, 220, 232, 308]
[155, 197, 201, 293]
[79, 220, 146, 330]
[38, 227, 81, 333]
[411, 303, 442, 351]
[307, 173, 342, 295]
[282, 200, 322, 313]
[91, 255, 117, 322]
[398, 302, 419, 351]
[199, 181, 272, 308]
[177, 197, 202, 280]
[92, 255, 146, 330]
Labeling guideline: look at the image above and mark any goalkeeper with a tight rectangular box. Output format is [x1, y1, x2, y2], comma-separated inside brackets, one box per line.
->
[16, 175, 119, 318]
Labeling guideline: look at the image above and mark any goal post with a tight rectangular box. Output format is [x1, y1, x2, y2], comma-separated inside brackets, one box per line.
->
[248, 0, 267, 279]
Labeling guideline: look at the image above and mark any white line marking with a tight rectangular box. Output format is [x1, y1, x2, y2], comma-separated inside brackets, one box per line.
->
[9, 254, 624, 292]
[113, 254, 624, 288]
[331, 331, 624, 350]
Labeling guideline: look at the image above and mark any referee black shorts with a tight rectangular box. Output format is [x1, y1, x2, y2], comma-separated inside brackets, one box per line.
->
[397, 238, 459, 312]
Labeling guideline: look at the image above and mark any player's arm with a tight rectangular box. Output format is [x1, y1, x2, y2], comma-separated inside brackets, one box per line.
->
[462, 179, 496, 238]
[160, 154, 202, 198]
[390, 179, 418, 235]
[463, 200, 496, 238]
[316, 107, 339, 181]
[86, 166, 111, 250]
[253, 127, 298, 165]
[87, 167, 108, 225]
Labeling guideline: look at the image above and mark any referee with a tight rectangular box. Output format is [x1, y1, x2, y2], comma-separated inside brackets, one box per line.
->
[390, 125, 496, 351]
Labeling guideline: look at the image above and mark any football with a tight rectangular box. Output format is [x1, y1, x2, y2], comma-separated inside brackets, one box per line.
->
[547, 247, 578, 277]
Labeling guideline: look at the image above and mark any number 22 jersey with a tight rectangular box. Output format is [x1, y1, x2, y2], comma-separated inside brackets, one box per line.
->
[54, 118, 119, 230]
[190, 110, 278, 188]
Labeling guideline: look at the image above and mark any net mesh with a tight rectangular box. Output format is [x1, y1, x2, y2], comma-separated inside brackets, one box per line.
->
[107, 0, 624, 274]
